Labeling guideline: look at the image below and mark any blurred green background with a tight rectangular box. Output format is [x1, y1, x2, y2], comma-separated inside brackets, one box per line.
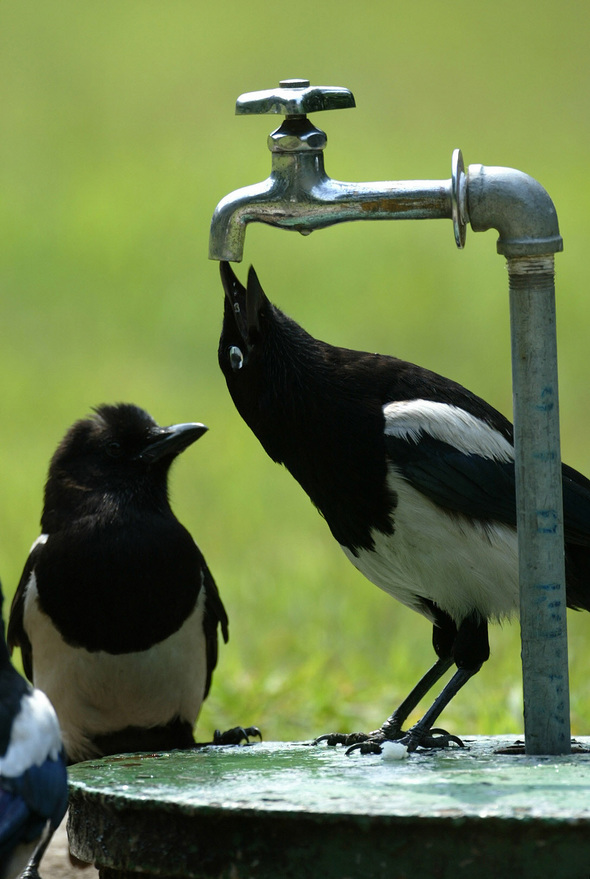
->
[1, 1, 588, 742]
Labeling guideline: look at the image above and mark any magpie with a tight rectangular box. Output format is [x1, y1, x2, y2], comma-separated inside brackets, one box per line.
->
[218, 262, 590, 753]
[0, 580, 67, 879]
[8, 403, 259, 764]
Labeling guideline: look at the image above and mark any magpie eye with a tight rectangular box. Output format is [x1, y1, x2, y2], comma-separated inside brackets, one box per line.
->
[229, 346, 244, 371]
[106, 441, 123, 458]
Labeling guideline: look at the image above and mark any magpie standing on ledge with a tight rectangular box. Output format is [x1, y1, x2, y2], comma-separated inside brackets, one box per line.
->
[0, 582, 67, 879]
[8, 403, 259, 764]
[219, 262, 590, 754]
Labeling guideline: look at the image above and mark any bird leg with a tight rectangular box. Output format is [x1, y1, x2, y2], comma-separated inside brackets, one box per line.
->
[19, 822, 54, 879]
[317, 612, 488, 755]
[380, 656, 455, 739]
[346, 666, 480, 754]
[315, 656, 454, 750]
[395, 666, 479, 751]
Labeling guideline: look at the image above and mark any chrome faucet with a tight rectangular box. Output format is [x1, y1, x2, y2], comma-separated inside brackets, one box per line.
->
[209, 78, 471, 262]
[208, 78, 569, 757]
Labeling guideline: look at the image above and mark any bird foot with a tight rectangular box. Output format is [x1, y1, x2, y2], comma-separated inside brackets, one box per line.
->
[317, 724, 464, 755]
[400, 726, 464, 752]
[345, 737, 386, 756]
[314, 731, 372, 747]
[212, 725, 262, 746]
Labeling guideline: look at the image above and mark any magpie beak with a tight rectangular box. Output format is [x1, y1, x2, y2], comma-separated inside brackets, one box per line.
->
[136, 422, 208, 463]
[220, 261, 266, 345]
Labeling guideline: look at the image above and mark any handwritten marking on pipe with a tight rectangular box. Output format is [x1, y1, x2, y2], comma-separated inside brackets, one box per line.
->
[535, 386, 555, 412]
[532, 583, 560, 605]
[536, 509, 558, 533]
[532, 451, 557, 462]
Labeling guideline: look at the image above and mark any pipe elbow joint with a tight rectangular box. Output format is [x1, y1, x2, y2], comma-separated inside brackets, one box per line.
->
[467, 164, 563, 258]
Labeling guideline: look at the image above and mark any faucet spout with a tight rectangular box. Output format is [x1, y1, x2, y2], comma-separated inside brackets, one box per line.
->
[209, 148, 453, 262]
[209, 177, 283, 263]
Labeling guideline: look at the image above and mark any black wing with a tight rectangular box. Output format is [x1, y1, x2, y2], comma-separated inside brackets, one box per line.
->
[385, 432, 517, 527]
[201, 560, 229, 699]
[7, 541, 46, 682]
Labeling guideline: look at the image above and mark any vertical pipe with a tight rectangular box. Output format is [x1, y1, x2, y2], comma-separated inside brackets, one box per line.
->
[508, 255, 571, 755]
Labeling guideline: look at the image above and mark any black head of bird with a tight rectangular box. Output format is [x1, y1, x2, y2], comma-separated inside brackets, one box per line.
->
[219, 262, 590, 754]
[42, 403, 208, 532]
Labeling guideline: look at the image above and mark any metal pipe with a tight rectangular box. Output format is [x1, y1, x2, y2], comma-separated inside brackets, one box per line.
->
[467, 166, 568, 754]
[508, 256, 570, 755]
[467, 164, 563, 258]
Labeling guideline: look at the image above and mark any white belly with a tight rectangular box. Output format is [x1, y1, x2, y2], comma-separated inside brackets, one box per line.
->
[341, 468, 519, 624]
[24, 578, 207, 763]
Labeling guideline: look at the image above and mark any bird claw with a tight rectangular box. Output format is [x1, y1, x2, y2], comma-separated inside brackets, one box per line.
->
[399, 726, 465, 752]
[314, 731, 370, 747]
[19, 866, 42, 879]
[317, 724, 464, 755]
[345, 738, 386, 756]
[212, 725, 262, 746]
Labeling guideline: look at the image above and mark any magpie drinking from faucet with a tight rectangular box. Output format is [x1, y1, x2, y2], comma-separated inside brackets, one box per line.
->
[1, 581, 67, 879]
[8, 403, 259, 764]
[218, 262, 590, 753]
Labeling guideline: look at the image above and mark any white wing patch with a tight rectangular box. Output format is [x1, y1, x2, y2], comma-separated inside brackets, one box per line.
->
[30, 533, 49, 553]
[0, 688, 63, 778]
[383, 400, 514, 462]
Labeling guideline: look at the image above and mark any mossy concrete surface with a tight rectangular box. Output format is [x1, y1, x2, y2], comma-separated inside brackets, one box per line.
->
[68, 736, 590, 878]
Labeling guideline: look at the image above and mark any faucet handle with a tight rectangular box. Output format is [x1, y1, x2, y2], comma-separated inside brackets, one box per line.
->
[236, 79, 356, 117]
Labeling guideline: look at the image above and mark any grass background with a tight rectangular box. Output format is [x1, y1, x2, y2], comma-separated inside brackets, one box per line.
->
[0, 1, 589, 742]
